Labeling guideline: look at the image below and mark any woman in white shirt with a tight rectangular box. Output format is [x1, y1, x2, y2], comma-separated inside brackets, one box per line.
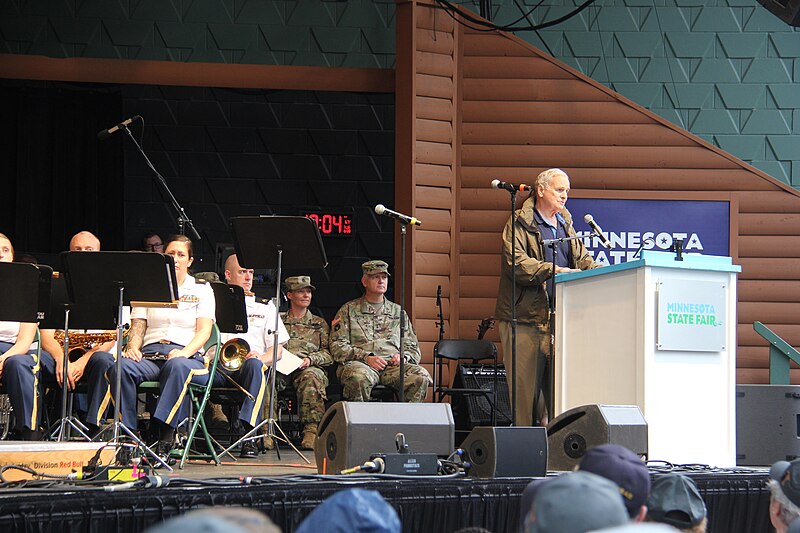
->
[0, 233, 41, 440]
[85, 235, 214, 459]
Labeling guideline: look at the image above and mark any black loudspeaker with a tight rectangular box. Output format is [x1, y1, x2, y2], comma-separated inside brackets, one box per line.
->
[461, 426, 548, 478]
[757, 0, 800, 26]
[736, 384, 800, 465]
[547, 404, 648, 471]
[314, 401, 455, 474]
[451, 364, 513, 430]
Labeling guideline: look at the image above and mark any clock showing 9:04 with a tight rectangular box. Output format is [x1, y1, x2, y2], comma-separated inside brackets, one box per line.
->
[304, 212, 354, 237]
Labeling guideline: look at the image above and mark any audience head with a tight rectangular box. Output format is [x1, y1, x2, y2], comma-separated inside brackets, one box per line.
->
[69, 231, 101, 251]
[770, 459, 800, 533]
[523, 471, 629, 533]
[578, 444, 651, 520]
[142, 232, 164, 253]
[593, 524, 680, 532]
[295, 488, 400, 533]
[144, 507, 280, 533]
[0, 233, 13, 263]
[646, 474, 707, 533]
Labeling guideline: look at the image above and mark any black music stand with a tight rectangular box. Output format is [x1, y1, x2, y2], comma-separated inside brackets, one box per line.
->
[0, 263, 48, 323]
[0, 263, 50, 440]
[228, 216, 327, 462]
[40, 274, 118, 441]
[61, 251, 178, 470]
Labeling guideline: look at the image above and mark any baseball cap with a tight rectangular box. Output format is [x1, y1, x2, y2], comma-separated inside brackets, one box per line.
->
[771, 459, 800, 507]
[646, 473, 706, 528]
[295, 488, 400, 533]
[578, 444, 651, 517]
[285, 275, 315, 292]
[362, 260, 390, 276]
[526, 471, 629, 533]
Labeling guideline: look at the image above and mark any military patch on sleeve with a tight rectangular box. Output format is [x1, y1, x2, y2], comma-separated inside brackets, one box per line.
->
[334, 323, 341, 332]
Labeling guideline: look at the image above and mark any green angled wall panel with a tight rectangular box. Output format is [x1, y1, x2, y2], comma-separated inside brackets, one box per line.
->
[0, 0, 396, 69]
[464, 0, 800, 188]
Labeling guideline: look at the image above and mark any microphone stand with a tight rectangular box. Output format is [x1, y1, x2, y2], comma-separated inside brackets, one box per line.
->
[542, 231, 600, 420]
[501, 188, 519, 426]
[121, 124, 201, 241]
[397, 223, 410, 402]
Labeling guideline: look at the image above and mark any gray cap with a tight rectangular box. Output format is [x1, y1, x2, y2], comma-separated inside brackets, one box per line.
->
[647, 474, 706, 528]
[526, 471, 629, 533]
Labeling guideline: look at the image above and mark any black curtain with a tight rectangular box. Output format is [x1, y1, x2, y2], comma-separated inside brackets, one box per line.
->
[0, 82, 124, 261]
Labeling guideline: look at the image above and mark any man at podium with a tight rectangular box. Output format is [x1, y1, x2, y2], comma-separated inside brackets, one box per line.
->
[494, 168, 600, 427]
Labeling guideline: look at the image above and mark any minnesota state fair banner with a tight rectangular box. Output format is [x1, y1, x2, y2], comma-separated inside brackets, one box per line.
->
[567, 198, 731, 352]
[566, 198, 730, 265]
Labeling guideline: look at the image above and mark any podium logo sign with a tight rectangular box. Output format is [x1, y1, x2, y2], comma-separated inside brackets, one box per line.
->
[566, 199, 730, 266]
[657, 279, 726, 352]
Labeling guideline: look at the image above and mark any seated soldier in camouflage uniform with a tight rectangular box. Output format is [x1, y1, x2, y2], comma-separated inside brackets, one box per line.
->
[279, 276, 332, 450]
[329, 260, 431, 402]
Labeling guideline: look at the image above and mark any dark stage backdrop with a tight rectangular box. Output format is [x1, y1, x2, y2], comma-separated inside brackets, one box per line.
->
[0, 82, 124, 257]
[1, 81, 395, 321]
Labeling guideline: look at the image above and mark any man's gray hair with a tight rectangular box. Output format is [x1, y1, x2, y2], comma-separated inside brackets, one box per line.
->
[536, 168, 568, 189]
[770, 479, 800, 529]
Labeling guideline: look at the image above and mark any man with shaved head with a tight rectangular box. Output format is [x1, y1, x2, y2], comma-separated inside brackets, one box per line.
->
[69, 231, 101, 252]
[219, 253, 289, 456]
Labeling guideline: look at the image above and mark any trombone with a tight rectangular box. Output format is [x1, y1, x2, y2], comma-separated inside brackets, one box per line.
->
[216, 338, 255, 401]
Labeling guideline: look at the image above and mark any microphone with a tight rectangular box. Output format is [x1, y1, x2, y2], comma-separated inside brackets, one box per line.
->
[436, 285, 442, 307]
[97, 116, 141, 141]
[375, 204, 422, 226]
[583, 214, 612, 249]
[491, 179, 532, 192]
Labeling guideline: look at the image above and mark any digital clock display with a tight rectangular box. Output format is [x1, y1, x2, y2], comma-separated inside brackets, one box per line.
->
[304, 212, 354, 236]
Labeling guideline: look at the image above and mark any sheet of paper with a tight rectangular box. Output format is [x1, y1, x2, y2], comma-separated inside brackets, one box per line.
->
[276, 348, 304, 375]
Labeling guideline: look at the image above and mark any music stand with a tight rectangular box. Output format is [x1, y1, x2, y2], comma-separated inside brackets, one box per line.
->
[0, 263, 48, 323]
[227, 216, 327, 462]
[61, 251, 178, 470]
[209, 282, 257, 402]
[40, 274, 118, 441]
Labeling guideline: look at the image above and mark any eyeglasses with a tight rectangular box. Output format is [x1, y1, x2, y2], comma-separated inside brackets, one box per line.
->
[146, 243, 163, 250]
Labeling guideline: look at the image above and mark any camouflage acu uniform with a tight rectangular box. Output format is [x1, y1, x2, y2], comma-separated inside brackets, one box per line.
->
[329, 297, 431, 402]
[279, 309, 332, 426]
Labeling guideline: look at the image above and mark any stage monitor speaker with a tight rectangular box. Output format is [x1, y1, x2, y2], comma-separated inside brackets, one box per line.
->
[314, 401, 454, 474]
[736, 384, 800, 465]
[461, 426, 547, 478]
[451, 364, 513, 430]
[547, 404, 648, 471]
[757, 0, 800, 26]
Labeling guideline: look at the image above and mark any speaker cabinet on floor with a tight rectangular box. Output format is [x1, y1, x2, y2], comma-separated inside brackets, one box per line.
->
[547, 404, 648, 471]
[461, 426, 547, 478]
[737, 384, 800, 465]
[451, 364, 513, 431]
[314, 401, 455, 474]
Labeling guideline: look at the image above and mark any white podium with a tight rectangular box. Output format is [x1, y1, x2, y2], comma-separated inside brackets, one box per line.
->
[554, 251, 740, 466]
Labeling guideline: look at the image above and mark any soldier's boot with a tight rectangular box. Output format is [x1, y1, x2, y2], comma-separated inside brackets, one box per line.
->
[300, 423, 317, 450]
[204, 402, 229, 430]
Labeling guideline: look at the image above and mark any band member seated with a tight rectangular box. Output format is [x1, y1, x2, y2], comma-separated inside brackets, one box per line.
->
[85, 235, 214, 461]
[39, 231, 119, 419]
[219, 253, 288, 458]
[0, 233, 42, 440]
[330, 260, 431, 403]
[280, 276, 332, 450]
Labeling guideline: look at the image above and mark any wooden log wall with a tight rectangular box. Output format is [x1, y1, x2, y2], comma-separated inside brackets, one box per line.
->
[396, 0, 800, 388]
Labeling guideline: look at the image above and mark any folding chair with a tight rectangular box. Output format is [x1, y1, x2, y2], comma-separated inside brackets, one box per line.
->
[432, 339, 499, 425]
